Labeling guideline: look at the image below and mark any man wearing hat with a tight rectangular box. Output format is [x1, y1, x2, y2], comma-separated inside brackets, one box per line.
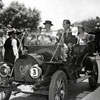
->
[38, 20, 56, 45]
[4, 29, 20, 64]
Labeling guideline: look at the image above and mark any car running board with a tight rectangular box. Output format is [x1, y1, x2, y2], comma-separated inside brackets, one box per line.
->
[12, 88, 49, 96]
[76, 75, 91, 83]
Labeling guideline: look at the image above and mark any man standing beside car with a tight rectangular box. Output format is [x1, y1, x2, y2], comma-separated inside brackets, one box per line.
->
[4, 29, 19, 64]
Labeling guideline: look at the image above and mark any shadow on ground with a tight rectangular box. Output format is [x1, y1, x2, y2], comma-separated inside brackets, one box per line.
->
[9, 82, 100, 100]
[67, 82, 100, 100]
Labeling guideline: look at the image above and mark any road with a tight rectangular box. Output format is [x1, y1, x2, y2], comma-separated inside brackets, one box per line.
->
[1, 56, 100, 100]
[9, 81, 99, 100]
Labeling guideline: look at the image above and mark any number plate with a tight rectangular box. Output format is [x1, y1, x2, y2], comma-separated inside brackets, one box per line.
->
[30, 68, 38, 77]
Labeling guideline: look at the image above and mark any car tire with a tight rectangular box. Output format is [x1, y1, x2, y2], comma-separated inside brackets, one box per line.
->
[49, 70, 68, 100]
[0, 77, 11, 100]
[88, 60, 98, 88]
[0, 91, 11, 100]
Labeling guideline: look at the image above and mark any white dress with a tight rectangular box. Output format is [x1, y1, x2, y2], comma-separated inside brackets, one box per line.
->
[78, 32, 89, 45]
[38, 29, 56, 45]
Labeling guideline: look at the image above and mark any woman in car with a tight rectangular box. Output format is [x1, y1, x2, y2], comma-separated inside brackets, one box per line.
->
[77, 25, 90, 45]
[37, 20, 56, 45]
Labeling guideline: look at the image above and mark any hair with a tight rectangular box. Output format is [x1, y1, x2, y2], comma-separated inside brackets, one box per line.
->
[63, 19, 71, 25]
[78, 25, 85, 31]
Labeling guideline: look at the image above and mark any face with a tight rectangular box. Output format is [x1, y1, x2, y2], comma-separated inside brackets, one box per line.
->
[9, 34, 15, 38]
[0, 33, 3, 37]
[17, 34, 22, 39]
[63, 21, 70, 30]
[78, 27, 84, 34]
[45, 24, 51, 32]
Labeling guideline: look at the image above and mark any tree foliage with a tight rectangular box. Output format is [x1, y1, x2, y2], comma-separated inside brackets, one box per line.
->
[0, 1, 41, 31]
[80, 18, 97, 33]
[0, 0, 4, 9]
[74, 18, 98, 33]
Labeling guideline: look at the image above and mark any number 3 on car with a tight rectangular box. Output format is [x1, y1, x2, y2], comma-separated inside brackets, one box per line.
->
[29, 64, 42, 79]
[30, 68, 38, 76]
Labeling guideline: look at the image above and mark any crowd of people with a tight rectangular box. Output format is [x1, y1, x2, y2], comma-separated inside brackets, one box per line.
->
[0, 19, 94, 64]
[0, 26, 27, 64]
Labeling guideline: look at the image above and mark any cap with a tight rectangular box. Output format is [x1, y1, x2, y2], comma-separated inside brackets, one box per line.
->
[7, 30, 15, 36]
[15, 29, 22, 35]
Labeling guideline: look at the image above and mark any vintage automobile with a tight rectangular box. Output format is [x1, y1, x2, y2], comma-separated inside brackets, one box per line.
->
[0, 32, 99, 100]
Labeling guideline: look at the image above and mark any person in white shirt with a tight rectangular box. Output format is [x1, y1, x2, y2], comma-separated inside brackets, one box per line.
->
[38, 20, 56, 45]
[2, 28, 9, 58]
[77, 25, 90, 45]
[0, 29, 4, 61]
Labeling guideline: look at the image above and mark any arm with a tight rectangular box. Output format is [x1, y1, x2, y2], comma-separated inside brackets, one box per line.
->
[12, 39, 19, 60]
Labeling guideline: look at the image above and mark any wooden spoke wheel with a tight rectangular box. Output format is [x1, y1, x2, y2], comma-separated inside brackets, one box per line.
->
[88, 60, 98, 88]
[49, 70, 68, 100]
[0, 77, 11, 100]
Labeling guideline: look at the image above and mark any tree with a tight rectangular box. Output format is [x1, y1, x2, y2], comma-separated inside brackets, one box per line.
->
[0, 1, 41, 31]
[73, 18, 98, 33]
[80, 18, 97, 33]
[0, 0, 4, 9]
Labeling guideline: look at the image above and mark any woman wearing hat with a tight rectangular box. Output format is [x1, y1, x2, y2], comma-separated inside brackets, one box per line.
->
[4, 30, 20, 64]
[38, 20, 56, 45]
[43, 20, 53, 32]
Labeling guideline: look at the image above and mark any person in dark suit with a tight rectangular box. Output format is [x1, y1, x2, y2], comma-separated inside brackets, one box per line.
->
[4, 29, 20, 64]
[63, 20, 77, 47]
[57, 19, 77, 61]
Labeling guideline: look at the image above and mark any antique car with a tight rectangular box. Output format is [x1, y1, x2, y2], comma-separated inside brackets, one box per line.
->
[0, 32, 99, 100]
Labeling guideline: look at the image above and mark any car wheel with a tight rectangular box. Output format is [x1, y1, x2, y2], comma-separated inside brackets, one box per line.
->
[49, 70, 68, 100]
[0, 77, 11, 100]
[88, 60, 98, 88]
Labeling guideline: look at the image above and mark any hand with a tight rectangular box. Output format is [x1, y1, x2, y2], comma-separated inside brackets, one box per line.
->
[67, 43, 73, 50]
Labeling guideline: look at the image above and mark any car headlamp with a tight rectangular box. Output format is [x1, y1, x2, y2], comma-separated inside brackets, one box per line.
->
[29, 64, 42, 79]
[0, 64, 10, 77]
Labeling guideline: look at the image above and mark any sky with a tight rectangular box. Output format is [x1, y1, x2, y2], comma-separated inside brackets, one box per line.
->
[2, 0, 100, 30]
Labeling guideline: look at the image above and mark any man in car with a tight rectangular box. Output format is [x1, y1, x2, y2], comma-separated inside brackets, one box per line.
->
[57, 19, 77, 61]
[63, 20, 77, 46]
